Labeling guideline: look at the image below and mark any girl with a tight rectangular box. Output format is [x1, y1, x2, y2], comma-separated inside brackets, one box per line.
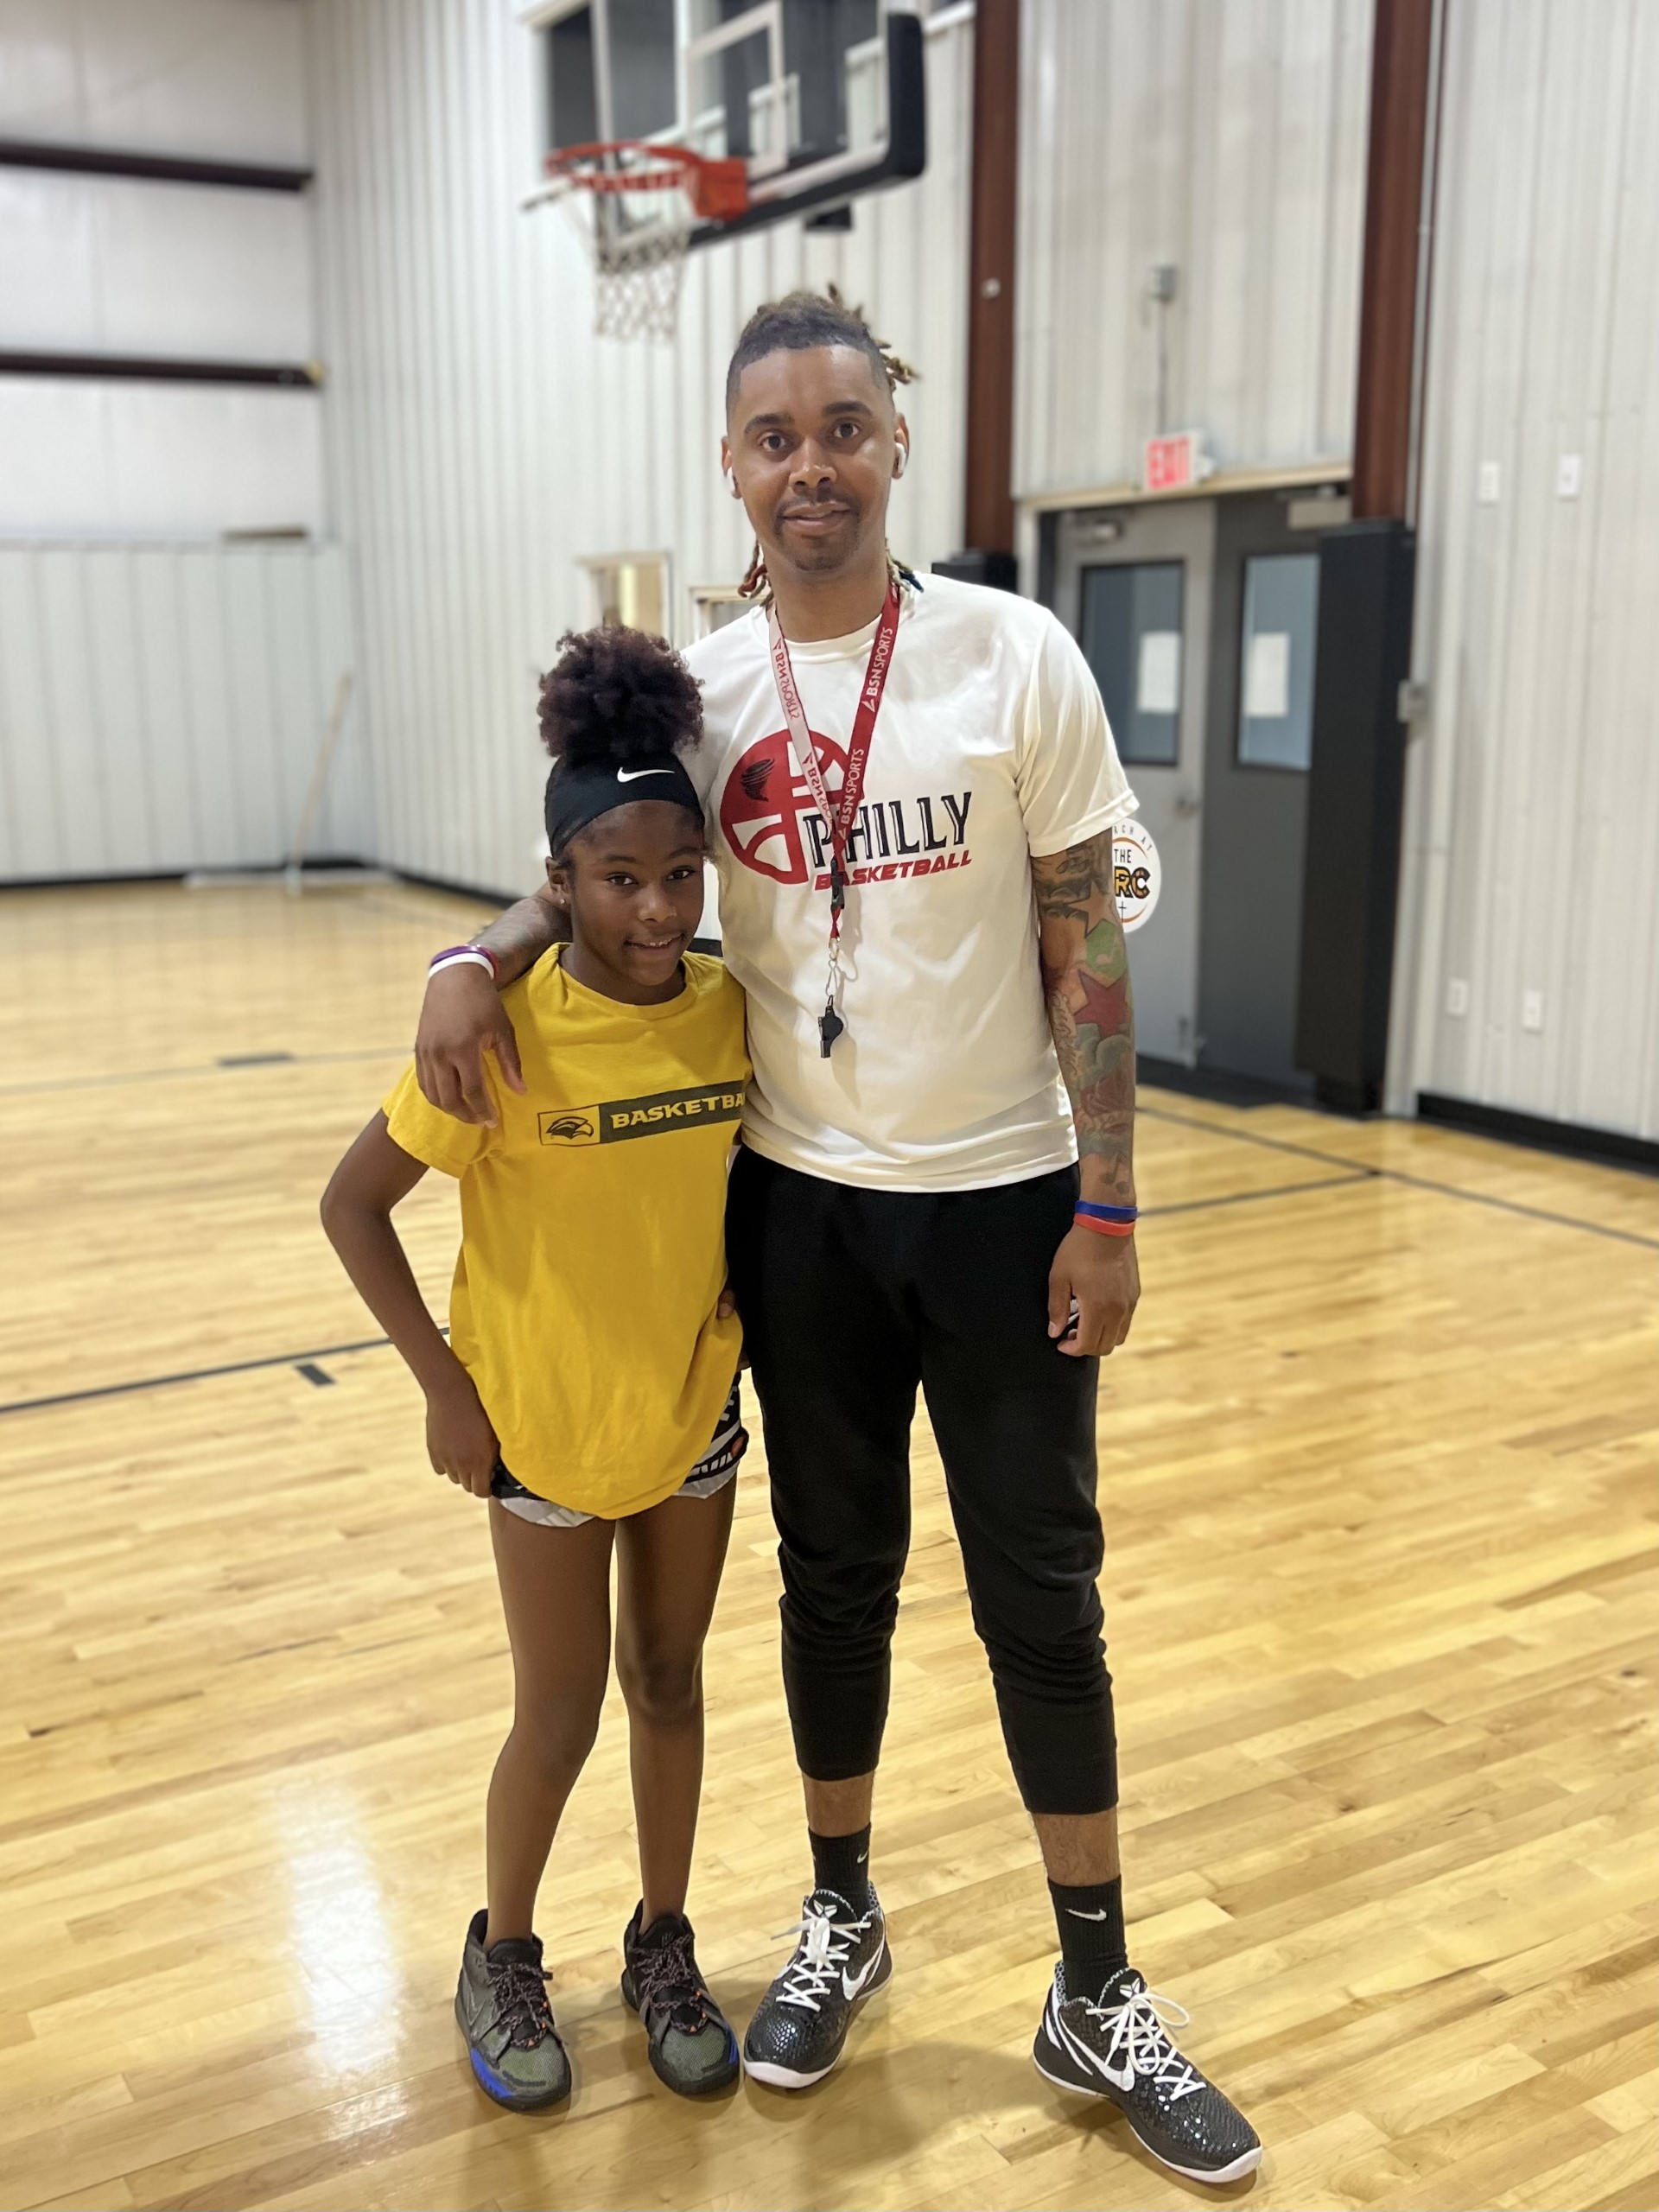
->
[321, 626, 749, 2109]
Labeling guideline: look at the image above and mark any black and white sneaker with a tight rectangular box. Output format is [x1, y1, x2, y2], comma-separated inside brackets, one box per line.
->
[741, 1887, 892, 2089]
[1033, 1964, 1261, 2185]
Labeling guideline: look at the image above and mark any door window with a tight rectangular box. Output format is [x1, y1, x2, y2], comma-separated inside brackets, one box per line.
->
[583, 553, 669, 634]
[690, 585, 749, 639]
[1237, 552, 1319, 770]
[1079, 562, 1184, 766]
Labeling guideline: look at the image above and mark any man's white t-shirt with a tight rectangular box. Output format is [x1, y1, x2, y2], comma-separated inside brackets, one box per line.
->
[685, 573, 1136, 1192]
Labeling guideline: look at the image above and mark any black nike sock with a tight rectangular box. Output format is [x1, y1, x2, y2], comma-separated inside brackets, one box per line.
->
[809, 1823, 874, 1910]
[1048, 1874, 1128, 2004]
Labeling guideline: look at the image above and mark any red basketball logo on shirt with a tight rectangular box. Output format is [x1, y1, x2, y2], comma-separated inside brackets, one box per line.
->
[719, 730, 848, 885]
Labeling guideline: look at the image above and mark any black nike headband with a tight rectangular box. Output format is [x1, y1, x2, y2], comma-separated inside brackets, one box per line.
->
[543, 753, 703, 858]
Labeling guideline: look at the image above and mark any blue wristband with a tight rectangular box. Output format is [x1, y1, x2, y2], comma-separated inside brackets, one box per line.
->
[1075, 1200, 1138, 1224]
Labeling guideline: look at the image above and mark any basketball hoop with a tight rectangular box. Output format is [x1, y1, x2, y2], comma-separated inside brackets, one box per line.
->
[537, 142, 748, 343]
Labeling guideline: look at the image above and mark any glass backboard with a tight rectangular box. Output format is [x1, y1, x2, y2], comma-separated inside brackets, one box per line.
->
[527, 0, 925, 244]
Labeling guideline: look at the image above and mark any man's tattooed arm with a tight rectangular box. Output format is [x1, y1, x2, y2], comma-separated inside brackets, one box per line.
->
[1032, 830, 1136, 1206]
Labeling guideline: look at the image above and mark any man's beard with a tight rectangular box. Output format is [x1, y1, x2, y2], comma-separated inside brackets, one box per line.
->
[789, 534, 855, 572]
[769, 498, 871, 575]
[772, 507, 867, 575]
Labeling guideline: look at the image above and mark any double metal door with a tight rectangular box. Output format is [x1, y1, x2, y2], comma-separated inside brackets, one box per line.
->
[1052, 501, 1214, 1065]
[1052, 492, 1327, 1084]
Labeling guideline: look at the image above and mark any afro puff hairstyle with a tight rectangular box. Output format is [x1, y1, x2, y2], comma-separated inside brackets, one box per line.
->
[537, 624, 703, 772]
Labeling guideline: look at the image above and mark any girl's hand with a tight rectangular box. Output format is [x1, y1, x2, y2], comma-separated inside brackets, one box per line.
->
[715, 1278, 750, 1368]
[425, 1370, 500, 1497]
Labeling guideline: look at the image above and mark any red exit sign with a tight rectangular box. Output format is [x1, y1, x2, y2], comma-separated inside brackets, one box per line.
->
[1142, 429, 1213, 494]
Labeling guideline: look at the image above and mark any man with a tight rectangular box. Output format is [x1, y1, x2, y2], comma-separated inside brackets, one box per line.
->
[415, 292, 1260, 2185]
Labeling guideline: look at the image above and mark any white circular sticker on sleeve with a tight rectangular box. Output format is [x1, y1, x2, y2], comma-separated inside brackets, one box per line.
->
[1111, 819, 1161, 934]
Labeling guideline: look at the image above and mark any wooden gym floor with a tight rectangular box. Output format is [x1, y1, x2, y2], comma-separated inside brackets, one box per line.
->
[2, 881, 1657, 2212]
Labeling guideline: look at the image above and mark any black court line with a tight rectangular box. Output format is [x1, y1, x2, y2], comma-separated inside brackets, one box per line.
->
[1139, 1102, 1374, 1169]
[0, 1178, 1372, 1421]
[3, 1122, 1652, 1423]
[1376, 1166, 1659, 1254]
[1139, 1101, 1659, 1255]
[0, 1047, 410, 1099]
[0, 1166, 1509, 1422]
[1147, 1171, 1379, 1217]
[0, 1337, 394, 1420]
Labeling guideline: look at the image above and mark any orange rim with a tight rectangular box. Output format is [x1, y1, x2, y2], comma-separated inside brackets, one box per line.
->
[543, 141, 749, 221]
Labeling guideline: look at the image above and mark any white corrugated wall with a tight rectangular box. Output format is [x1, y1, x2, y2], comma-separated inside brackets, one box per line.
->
[1389, 0, 1659, 1141]
[0, 0, 327, 539]
[0, 542, 363, 878]
[0, 0, 348, 886]
[307, 0, 1380, 896]
[1016, 0, 1373, 499]
[308, 0, 974, 899]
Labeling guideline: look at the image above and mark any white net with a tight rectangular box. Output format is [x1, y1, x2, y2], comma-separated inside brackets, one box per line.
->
[559, 179, 693, 344]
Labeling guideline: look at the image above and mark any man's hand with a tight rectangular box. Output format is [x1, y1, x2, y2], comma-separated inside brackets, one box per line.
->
[413, 890, 565, 1123]
[415, 964, 524, 1126]
[1047, 1225, 1139, 1357]
[1031, 834, 1141, 1359]
[425, 1367, 500, 1497]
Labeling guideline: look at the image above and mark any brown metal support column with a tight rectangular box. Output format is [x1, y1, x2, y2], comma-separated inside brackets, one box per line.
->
[962, 0, 1020, 561]
[1350, 0, 1436, 519]
[1296, 0, 1439, 1112]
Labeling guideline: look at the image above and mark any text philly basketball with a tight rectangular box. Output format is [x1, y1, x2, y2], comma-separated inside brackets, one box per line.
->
[720, 749, 976, 889]
[803, 790, 974, 884]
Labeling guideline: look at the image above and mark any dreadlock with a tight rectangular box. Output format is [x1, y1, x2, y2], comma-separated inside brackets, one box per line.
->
[725, 285, 918, 416]
[727, 287, 919, 601]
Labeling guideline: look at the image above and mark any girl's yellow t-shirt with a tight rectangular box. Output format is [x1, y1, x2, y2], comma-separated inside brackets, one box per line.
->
[383, 950, 749, 1518]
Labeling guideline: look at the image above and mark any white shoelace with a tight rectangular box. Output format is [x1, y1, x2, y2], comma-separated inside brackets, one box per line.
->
[773, 1900, 872, 2013]
[1084, 1983, 1202, 2101]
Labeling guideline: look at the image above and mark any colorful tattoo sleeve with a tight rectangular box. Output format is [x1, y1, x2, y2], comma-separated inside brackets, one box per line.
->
[1031, 831, 1136, 1204]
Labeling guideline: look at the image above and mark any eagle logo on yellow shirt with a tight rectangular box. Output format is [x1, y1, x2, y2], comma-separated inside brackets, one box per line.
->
[539, 1113, 596, 1142]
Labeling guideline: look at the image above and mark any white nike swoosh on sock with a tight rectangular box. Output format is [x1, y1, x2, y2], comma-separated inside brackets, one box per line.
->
[1066, 1906, 1115, 1920]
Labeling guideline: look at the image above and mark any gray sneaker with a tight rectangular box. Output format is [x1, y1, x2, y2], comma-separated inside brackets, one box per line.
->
[454, 1909, 571, 2111]
[620, 1903, 740, 2096]
[1033, 1964, 1261, 2185]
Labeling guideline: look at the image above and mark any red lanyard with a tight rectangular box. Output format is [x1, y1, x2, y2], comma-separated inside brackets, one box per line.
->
[766, 581, 902, 1056]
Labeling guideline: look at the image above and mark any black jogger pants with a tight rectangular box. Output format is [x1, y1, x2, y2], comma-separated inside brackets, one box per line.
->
[725, 1146, 1117, 1816]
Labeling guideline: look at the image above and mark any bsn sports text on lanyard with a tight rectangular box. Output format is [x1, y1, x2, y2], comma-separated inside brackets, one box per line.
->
[766, 579, 902, 1057]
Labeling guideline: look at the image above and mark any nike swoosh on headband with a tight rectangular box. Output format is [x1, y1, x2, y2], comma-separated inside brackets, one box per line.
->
[616, 766, 676, 782]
